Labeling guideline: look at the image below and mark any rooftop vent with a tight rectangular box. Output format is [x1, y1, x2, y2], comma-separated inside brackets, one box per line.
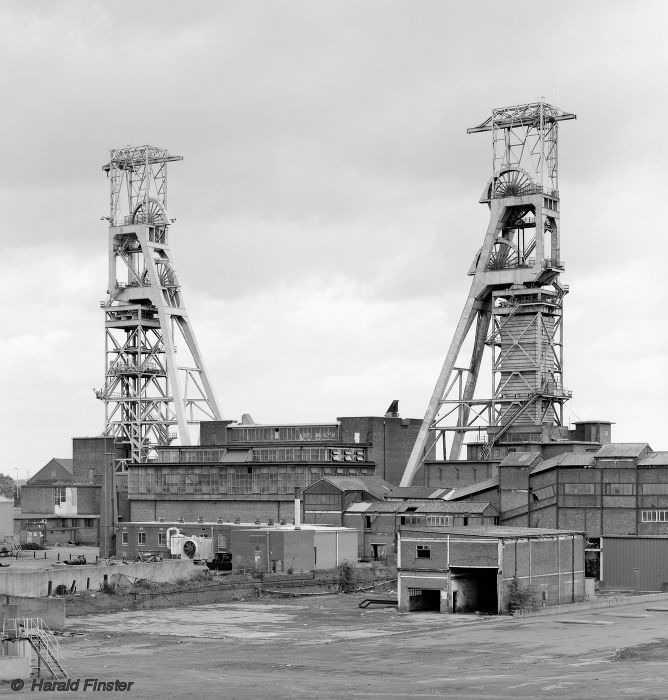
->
[217, 518, 224, 524]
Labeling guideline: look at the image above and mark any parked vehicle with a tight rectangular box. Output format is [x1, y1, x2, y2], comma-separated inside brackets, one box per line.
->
[206, 552, 233, 571]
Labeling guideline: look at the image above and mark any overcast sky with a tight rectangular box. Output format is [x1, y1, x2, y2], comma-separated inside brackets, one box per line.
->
[1, 1, 666, 477]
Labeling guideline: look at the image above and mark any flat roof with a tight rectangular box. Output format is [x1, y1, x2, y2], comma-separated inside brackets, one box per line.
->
[119, 521, 354, 532]
[400, 526, 585, 538]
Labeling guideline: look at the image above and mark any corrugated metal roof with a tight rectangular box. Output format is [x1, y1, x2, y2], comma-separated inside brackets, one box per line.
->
[386, 486, 453, 500]
[531, 451, 596, 474]
[498, 451, 541, 467]
[638, 452, 668, 467]
[445, 476, 499, 500]
[345, 500, 496, 515]
[596, 443, 651, 459]
[400, 525, 585, 538]
[318, 476, 393, 499]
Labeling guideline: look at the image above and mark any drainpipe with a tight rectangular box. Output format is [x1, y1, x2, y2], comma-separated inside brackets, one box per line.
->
[294, 488, 301, 529]
[571, 534, 575, 602]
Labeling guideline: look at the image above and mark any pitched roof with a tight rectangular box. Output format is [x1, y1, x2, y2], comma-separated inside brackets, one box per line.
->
[345, 500, 496, 515]
[28, 458, 74, 485]
[498, 451, 542, 468]
[638, 452, 668, 467]
[531, 451, 596, 475]
[595, 443, 651, 459]
[445, 476, 499, 500]
[400, 525, 585, 539]
[318, 476, 393, 500]
[385, 486, 453, 500]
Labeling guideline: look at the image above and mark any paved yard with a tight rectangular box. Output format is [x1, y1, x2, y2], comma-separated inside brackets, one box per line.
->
[7, 594, 668, 698]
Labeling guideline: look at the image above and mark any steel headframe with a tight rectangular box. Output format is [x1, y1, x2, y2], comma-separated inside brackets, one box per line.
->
[400, 101, 576, 486]
[96, 146, 222, 463]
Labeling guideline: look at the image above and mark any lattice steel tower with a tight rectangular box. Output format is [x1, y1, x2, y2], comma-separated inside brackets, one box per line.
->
[96, 146, 222, 463]
[401, 101, 576, 486]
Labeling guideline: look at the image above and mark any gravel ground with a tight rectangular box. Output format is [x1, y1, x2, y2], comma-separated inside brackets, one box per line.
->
[3, 594, 668, 698]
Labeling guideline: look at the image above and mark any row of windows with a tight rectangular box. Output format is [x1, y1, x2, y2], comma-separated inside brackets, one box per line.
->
[305, 494, 341, 506]
[122, 532, 166, 546]
[560, 483, 668, 497]
[641, 511, 668, 522]
[229, 425, 339, 443]
[156, 446, 366, 463]
[562, 483, 637, 496]
[129, 466, 372, 495]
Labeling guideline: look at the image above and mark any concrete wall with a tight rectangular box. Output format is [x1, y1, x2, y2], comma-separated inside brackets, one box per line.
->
[0, 596, 65, 630]
[130, 499, 295, 527]
[502, 535, 585, 608]
[0, 644, 31, 680]
[0, 500, 13, 539]
[0, 559, 194, 597]
[313, 530, 357, 569]
[398, 532, 585, 613]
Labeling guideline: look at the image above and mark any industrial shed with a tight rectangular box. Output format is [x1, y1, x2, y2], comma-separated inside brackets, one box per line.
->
[601, 536, 668, 592]
[398, 526, 585, 614]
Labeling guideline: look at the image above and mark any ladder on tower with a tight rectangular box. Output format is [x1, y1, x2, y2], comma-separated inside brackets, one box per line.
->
[2, 617, 69, 680]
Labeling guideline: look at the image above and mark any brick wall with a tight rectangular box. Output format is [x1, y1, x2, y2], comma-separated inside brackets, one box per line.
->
[21, 486, 55, 514]
[426, 461, 498, 489]
[130, 499, 296, 525]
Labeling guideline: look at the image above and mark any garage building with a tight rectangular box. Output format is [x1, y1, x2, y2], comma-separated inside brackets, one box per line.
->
[398, 526, 585, 613]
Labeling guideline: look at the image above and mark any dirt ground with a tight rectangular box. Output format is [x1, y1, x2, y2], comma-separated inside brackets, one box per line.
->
[1, 546, 100, 571]
[5, 595, 668, 698]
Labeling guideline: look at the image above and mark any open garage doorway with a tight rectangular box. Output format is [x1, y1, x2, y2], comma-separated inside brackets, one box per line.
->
[407, 587, 441, 612]
[450, 568, 498, 614]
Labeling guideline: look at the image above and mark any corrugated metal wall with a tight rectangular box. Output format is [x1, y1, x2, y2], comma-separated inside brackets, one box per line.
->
[602, 537, 668, 591]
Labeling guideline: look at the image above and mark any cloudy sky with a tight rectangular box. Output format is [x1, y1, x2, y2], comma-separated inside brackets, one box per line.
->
[1, 1, 666, 477]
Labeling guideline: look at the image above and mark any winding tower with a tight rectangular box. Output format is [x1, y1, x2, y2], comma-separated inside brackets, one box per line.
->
[96, 146, 222, 463]
[401, 101, 576, 486]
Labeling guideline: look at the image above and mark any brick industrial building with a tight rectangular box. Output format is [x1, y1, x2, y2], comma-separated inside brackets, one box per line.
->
[124, 408, 424, 533]
[397, 527, 585, 613]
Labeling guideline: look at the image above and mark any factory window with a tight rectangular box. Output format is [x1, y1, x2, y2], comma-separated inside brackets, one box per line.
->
[217, 534, 227, 551]
[121, 532, 128, 545]
[365, 516, 372, 529]
[532, 485, 556, 501]
[641, 484, 668, 495]
[401, 516, 425, 526]
[641, 510, 668, 523]
[53, 487, 66, 506]
[603, 483, 636, 496]
[306, 494, 339, 506]
[158, 533, 166, 546]
[426, 515, 453, 527]
[137, 532, 146, 546]
[563, 483, 595, 495]
[416, 545, 431, 559]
